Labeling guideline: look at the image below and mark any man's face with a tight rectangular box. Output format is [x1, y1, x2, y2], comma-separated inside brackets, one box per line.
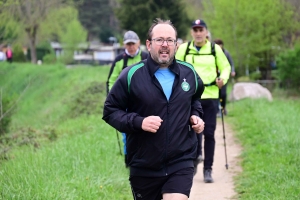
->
[146, 24, 177, 67]
[125, 41, 140, 56]
[191, 27, 207, 46]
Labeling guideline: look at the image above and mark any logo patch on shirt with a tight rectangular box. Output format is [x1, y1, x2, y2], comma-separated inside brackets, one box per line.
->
[181, 78, 190, 91]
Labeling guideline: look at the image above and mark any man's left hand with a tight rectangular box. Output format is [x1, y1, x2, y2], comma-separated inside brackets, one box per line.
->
[190, 115, 205, 133]
[216, 78, 224, 89]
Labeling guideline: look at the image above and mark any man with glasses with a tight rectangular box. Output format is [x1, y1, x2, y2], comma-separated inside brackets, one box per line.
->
[103, 18, 205, 200]
[176, 19, 231, 183]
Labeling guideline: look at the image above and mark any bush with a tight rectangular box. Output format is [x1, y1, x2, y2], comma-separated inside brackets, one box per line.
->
[276, 45, 300, 90]
[43, 53, 57, 64]
[12, 44, 27, 62]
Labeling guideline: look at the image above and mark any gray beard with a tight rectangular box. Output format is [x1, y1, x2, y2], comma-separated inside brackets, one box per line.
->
[158, 57, 174, 68]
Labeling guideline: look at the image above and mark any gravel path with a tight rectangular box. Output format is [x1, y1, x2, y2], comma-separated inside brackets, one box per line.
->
[189, 119, 242, 200]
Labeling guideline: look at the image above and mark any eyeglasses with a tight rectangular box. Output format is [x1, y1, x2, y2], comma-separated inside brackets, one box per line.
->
[150, 38, 176, 46]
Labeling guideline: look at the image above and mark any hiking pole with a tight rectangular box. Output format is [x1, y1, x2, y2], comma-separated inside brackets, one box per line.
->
[220, 104, 229, 170]
[115, 129, 122, 156]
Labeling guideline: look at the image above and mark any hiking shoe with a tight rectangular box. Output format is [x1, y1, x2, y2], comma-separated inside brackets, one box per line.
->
[203, 169, 214, 183]
[193, 155, 203, 176]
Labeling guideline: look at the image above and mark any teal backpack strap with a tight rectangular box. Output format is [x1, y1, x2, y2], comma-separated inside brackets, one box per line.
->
[127, 62, 144, 93]
[176, 60, 198, 94]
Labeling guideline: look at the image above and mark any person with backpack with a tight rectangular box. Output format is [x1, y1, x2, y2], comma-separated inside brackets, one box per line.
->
[176, 19, 231, 183]
[106, 30, 148, 167]
[214, 39, 235, 116]
[103, 18, 205, 200]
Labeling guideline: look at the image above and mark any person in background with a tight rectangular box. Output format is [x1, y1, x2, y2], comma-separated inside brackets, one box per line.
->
[103, 18, 205, 200]
[214, 39, 235, 115]
[0, 50, 6, 61]
[106, 30, 148, 167]
[6, 46, 13, 63]
[176, 19, 231, 183]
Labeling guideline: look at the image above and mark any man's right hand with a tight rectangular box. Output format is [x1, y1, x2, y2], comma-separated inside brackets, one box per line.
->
[142, 116, 163, 133]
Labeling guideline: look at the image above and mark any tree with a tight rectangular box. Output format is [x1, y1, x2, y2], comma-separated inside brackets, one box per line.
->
[201, 0, 300, 79]
[115, 0, 190, 44]
[0, 0, 71, 63]
[74, 0, 119, 42]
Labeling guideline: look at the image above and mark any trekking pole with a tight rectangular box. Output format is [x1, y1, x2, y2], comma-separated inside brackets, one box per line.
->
[115, 129, 122, 155]
[220, 104, 229, 169]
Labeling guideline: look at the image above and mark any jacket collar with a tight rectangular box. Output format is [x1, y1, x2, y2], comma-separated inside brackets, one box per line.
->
[146, 54, 180, 76]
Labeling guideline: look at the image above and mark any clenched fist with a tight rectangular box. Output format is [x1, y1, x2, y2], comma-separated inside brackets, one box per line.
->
[190, 115, 205, 133]
[142, 116, 163, 133]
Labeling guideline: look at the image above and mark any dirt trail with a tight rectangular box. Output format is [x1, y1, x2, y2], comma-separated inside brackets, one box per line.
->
[189, 119, 242, 200]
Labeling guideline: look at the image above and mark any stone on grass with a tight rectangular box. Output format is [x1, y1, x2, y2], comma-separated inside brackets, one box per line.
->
[229, 82, 273, 101]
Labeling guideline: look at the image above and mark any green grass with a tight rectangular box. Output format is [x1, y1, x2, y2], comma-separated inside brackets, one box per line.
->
[0, 62, 108, 130]
[226, 98, 300, 199]
[0, 116, 132, 199]
[0, 62, 132, 199]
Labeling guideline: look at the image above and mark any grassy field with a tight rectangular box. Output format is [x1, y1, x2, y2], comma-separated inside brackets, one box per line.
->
[226, 98, 300, 199]
[0, 62, 132, 199]
[1, 62, 300, 199]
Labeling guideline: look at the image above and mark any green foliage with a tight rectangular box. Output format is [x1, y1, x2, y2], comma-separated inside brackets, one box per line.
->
[1, 0, 73, 63]
[40, 6, 79, 41]
[201, 0, 300, 79]
[0, 12, 21, 44]
[276, 45, 300, 91]
[227, 98, 300, 199]
[74, 0, 117, 41]
[115, 0, 190, 43]
[42, 53, 57, 64]
[12, 43, 26, 62]
[59, 19, 87, 64]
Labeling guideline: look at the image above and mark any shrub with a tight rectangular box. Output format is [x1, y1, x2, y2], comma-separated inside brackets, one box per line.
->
[12, 44, 27, 62]
[276, 45, 300, 90]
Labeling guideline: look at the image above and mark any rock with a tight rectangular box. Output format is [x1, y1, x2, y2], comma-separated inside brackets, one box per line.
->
[229, 82, 273, 101]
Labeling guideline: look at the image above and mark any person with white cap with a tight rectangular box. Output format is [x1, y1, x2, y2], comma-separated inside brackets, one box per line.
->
[106, 30, 148, 167]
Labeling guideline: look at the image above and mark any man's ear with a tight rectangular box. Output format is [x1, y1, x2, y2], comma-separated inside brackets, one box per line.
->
[146, 40, 151, 51]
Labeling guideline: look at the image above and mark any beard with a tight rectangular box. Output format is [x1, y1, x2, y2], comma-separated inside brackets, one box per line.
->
[151, 47, 176, 67]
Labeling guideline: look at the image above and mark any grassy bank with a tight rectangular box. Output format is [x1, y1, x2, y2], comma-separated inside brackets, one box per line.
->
[0, 62, 132, 199]
[226, 98, 300, 199]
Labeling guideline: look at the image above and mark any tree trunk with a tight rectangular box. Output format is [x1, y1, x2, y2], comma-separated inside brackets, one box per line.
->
[25, 25, 38, 64]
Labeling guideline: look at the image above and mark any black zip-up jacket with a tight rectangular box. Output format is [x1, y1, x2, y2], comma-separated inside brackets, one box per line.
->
[102, 55, 204, 177]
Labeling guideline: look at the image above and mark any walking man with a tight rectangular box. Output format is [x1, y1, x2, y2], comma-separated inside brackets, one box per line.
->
[106, 30, 148, 167]
[103, 18, 205, 200]
[176, 19, 231, 183]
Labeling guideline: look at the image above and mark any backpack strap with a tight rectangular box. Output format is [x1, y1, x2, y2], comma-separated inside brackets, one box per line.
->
[184, 41, 191, 61]
[122, 53, 128, 69]
[183, 41, 218, 86]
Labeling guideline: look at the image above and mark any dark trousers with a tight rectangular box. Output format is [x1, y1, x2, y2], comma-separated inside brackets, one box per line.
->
[219, 83, 227, 109]
[197, 99, 219, 170]
[7, 58, 12, 63]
